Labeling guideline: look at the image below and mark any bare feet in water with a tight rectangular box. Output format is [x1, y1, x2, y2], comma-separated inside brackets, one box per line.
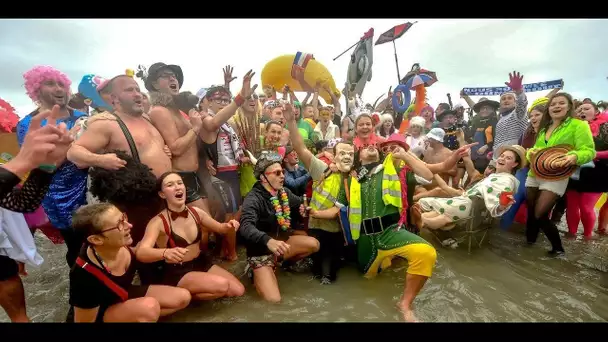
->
[397, 302, 419, 322]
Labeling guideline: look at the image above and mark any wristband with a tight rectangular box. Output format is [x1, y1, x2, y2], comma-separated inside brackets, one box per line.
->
[234, 94, 245, 107]
[162, 248, 167, 260]
[38, 164, 57, 173]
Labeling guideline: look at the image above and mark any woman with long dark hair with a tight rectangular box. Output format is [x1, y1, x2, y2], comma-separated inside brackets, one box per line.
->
[136, 172, 245, 301]
[525, 92, 596, 255]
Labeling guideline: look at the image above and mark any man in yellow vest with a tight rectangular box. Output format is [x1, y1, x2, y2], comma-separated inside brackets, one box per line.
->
[284, 102, 438, 321]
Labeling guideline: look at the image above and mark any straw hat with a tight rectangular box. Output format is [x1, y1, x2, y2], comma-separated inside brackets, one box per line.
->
[497, 145, 528, 170]
[529, 145, 576, 180]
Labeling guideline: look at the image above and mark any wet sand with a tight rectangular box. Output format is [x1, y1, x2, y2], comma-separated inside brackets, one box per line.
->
[1, 221, 607, 322]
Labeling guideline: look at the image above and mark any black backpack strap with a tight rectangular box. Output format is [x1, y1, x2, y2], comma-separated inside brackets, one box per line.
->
[110, 113, 141, 163]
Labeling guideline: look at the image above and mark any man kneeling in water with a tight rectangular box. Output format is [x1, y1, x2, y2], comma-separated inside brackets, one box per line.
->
[136, 172, 245, 300]
[69, 203, 191, 323]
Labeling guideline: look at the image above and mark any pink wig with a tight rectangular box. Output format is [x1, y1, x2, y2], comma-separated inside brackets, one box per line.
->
[421, 105, 435, 122]
[23, 66, 72, 102]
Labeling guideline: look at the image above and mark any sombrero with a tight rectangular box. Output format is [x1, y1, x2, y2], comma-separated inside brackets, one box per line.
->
[473, 97, 500, 113]
[530, 145, 576, 181]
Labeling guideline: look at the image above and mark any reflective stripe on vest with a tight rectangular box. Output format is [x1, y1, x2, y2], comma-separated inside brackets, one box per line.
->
[310, 173, 342, 211]
[348, 154, 402, 241]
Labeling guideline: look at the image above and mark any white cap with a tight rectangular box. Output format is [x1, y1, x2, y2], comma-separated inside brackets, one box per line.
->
[427, 128, 446, 143]
[453, 103, 464, 110]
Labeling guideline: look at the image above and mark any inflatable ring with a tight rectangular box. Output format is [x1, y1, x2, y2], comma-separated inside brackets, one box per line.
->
[392, 84, 412, 113]
[261, 54, 340, 104]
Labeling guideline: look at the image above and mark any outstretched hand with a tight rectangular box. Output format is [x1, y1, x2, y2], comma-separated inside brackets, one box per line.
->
[223, 65, 237, 85]
[505, 71, 524, 92]
[238, 70, 258, 99]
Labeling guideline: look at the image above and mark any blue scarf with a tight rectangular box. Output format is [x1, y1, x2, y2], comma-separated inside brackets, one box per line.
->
[463, 79, 563, 96]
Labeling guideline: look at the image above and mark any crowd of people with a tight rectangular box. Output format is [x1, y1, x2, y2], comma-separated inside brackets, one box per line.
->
[0, 60, 607, 323]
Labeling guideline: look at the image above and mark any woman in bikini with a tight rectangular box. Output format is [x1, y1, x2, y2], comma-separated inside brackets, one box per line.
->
[69, 203, 191, 323]
[136, 172, 245, 300]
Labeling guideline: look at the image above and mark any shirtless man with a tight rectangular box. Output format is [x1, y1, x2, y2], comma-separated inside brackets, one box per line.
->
[67, 75, 172, 244]
[145, 62, 209, 212]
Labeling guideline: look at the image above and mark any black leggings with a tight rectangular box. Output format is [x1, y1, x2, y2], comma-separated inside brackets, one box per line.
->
[525, 187, 564, 252]
[308, 229, 344, 280]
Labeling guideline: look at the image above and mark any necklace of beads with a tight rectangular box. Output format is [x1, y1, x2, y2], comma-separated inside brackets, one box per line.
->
[270, 188, 291, 231]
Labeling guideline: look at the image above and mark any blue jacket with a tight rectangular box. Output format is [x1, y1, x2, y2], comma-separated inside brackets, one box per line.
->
[284, 165, 311, 197]
[17, 109, 89, 229]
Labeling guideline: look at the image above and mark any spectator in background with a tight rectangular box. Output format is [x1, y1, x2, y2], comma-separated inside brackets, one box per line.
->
[283, 146, 311, 196]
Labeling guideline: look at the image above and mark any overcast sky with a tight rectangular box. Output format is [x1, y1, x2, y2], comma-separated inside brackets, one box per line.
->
[1, 19, 606, 117]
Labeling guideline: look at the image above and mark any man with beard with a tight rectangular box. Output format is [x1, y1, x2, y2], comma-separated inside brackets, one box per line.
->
[67, 75, 172, 245]
[17, 65, 89, 268]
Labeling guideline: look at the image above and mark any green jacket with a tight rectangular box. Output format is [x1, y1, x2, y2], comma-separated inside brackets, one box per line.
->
[527, 117, 596, 176]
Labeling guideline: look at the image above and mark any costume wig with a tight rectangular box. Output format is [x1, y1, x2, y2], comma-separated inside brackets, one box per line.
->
[89, 150, 157, 208]
[23, 65, 72, 102]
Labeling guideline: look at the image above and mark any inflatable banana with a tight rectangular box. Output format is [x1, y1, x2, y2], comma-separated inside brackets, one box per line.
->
[261, 53, 341, 104]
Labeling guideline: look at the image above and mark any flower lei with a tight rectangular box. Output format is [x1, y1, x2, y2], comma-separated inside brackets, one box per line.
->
[270, 188, 291, 231]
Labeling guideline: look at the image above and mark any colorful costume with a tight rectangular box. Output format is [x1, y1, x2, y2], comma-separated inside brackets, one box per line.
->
[418, 172, 519, 229]
[344, 155, 436, 278]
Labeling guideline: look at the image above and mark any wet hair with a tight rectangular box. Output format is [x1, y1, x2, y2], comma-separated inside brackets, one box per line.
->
[437, 103, 451, 112]
[72, 202, 116, 238]
[265, 120, 282, 131]
[89, 150, 157, 208]
[23, 65, 72, 102]
[539, 92, 575, 131]
[576, 100, 599, 112]
[315, 140, 329, 151]
[156, 171, 181, 192]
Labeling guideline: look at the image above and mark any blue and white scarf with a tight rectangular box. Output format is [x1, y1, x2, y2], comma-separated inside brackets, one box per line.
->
[463, 79, 563, 96]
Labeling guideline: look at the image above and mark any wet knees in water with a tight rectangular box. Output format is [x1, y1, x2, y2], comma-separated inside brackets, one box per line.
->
[254, 235, 320, 303]
[525, 187, 564, 253]
[177, 265, 245, 301]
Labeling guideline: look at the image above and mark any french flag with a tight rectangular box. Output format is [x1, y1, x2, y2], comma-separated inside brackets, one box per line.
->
[291, 52, 314, 79]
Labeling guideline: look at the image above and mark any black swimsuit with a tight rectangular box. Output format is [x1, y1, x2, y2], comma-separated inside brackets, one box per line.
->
[157, 206, 214, 286]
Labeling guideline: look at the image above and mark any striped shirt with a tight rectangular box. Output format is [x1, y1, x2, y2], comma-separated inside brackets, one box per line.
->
[493, 92, 528, 158]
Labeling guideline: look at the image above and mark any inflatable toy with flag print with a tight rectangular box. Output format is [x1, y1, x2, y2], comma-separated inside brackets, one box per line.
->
[392, 63, 438, 133]
[78, 74, 112, 111]
[261, 52, 341, 104]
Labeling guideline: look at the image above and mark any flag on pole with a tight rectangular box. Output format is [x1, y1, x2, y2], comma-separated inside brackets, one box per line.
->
[374, 22, 415, 46]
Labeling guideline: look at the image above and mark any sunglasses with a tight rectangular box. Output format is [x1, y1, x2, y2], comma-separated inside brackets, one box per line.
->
[100, 213, 129, 234]
[381, 144, 401, 154]
[265, 169, 285, 177]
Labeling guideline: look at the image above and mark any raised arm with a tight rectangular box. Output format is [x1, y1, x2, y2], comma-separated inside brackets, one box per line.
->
[324, 84, 342, 118]
[460, 89, 476, 109]
[393, 150, 433, 181]
[284, 103, 314, 170]
[200, 70, 258, 144]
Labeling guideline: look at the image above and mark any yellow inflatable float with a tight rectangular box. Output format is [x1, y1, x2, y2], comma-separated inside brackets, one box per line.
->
[261, 52, 341, 104]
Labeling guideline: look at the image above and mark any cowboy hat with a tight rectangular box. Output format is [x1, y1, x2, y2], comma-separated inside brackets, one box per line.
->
[497, 145, 528, 170]
[436, 109, 457, 122]
[379, 133, 410, 151]
[473, 97, 500, 113]
[144, 62, 184, 92]
[529, 145, 576, 181]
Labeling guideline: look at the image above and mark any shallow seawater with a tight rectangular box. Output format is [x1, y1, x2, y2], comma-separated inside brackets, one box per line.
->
[1, 221, 607, 323]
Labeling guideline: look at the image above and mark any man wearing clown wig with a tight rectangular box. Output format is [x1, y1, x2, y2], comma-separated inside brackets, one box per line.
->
[16, 65, 89, 268]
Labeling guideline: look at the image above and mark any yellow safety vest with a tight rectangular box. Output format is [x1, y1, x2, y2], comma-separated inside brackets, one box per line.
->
[310, 173, 342, 212]
[349, 154, 402, 240]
